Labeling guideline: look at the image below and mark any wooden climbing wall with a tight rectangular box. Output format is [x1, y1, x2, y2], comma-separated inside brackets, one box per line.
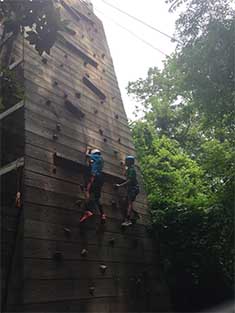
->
[1, 0, 171, 312]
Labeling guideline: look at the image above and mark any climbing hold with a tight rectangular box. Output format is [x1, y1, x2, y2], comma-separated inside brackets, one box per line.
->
[76, 199, 83, 206]
[112, 96, 116, 101]
[42, 58, 48, 64]
[63, 227, 71, 235]
[60, 63, 64, 68]
[64, 54, 68, 58]
[118, 138, 121, 143]
[81, 248, 88, 256]
[109, 238, 115, 246]
[111, 200, 116, 208]
[91, 38, 94, 42]
[75, 92, 81, 99]
[103, 138, 107, 143]
[94, 28, 98, 33]
[120, 161, 124, 166]
[100, 100, 104, 104]
[99, 129, 103, 135]
[94, 109, 98, 114]
[85, 73, 90, 78]
[82, 34, 85, 38]
[93, 53, 96, 58]
[56, 123, 61, 131]
[64, 93, 68, 99]
[52, 168, 57, 174]
[84, 61, 88, 67]
[136, 278, 141, 285]
[53, 134, 58, 140]
[15, 192, 21, 209]
[53, 251, 63, 261]
[102, 69, 106, 73]
[115, 114, 119, 119]
[46, 100, 51, 106]
[53, 81, 58, 86]
[99, 264, 107, 274]
[113, 150, 118, 156]
[89, 286, 95, 296]
[101, 53, 105, 59]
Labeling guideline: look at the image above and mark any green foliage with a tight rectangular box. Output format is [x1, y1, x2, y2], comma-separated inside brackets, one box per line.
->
[129, 0, 234, 310]
[0, 0, 73, 55]
[0, 68, 25, 112]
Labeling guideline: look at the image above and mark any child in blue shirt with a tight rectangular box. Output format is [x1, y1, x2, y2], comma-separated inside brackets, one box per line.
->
[80, 148, 106, 223]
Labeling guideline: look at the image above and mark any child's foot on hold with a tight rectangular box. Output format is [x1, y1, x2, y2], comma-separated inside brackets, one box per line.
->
[80, 210, 93, 223]
[121, 219, 132, 227]
[101, 213, 106, 223]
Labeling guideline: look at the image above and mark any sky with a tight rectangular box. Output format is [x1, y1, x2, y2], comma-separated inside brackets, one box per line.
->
[91, 0, 178, 119]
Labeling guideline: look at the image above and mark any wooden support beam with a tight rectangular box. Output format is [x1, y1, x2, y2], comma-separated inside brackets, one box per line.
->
[0, 33, 14, 50]
[0, 101, 24, 121]
[0, 157, 24, 177]
[8, 59, 23, 71]
[83, 77, 106, 100]
[60, 0, 81, 22]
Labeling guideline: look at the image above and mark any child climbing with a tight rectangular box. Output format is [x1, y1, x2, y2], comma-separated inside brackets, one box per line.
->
[80, 148, 106, 223]
[115, 155, 140, 226]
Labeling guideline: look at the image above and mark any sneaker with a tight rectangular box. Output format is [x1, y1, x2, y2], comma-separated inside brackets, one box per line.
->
[121, 220, 132, 227]
[80, 210, 93, 223]
[101, 213, 106, 223]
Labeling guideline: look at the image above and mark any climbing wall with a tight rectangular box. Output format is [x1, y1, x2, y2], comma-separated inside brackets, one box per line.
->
[2, 0, 170, 312]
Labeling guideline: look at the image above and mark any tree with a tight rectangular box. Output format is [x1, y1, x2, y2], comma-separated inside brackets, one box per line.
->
[0, 0, 74, 55]
[128, 0, 234, 311]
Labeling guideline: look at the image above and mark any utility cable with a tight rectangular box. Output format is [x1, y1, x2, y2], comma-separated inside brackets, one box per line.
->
[100, 0, 182, 44]
[96, 8, 169, 57]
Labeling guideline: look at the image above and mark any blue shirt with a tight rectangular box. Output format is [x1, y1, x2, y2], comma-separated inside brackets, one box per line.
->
[87, 154, 104, 176]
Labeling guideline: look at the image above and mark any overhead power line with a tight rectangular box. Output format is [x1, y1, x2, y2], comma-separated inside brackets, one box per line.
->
[96, 8, 169, 57]
[100, 0, 182, 44]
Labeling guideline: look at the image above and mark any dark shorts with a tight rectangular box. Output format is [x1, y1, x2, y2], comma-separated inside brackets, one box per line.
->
[89, 174, 103, 201]
[127, 185, 140, 202]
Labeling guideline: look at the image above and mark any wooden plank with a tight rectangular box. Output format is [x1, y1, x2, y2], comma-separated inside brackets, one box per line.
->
[23, 258, 158, 281]
[24, 218, 154, 251]
[24, 151, 147, 209]
[24, 167, 147, 214]
[22, 75, 130, 136]
[23, 276, 164, 304]
[23, 88, 132, 146]
[24, 116, 133, 178]
[20, 36, 122, 102]
[24, 237, 155, 264]
[58, 34, 98, 68]
[23, 65, 128, 122]
[0, 157, 24, 176]
[54, 151, 125, 181]
[0, 101, 24, 121]
[23, 182, 149, 228]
